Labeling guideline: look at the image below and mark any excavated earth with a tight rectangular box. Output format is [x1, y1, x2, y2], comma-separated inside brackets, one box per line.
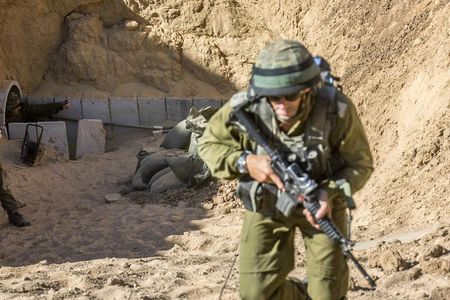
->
[0, 0, 449, 299]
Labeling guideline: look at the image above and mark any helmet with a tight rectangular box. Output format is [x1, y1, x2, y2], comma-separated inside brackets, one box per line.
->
[5, 90, 21, 113]
[249, 40, 321, 97]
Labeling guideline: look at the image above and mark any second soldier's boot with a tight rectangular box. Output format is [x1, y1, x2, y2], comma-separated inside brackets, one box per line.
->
[7, 211, 31, 227]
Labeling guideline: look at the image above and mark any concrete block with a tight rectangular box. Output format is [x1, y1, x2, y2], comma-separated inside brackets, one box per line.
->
[76, 119, 105, 159]
[81, 98, 111, 124]
[54, 97, 83, 120]
[192, 98, 222, 110]
[137, 97, 166, 127]
[109, 97, 139, 126]
[7, 121, 69, 158]
[6, 123, 26, 140]
[165, 98, 192, 122]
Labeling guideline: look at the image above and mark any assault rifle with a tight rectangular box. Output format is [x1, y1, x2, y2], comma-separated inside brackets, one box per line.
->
[230, 99, 376, 289]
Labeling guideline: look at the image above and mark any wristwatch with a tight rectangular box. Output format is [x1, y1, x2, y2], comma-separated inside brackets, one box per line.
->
[236, 151, 251, 174]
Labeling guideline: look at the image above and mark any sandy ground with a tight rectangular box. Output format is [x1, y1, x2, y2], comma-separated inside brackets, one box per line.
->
[0, 132, 449, 300]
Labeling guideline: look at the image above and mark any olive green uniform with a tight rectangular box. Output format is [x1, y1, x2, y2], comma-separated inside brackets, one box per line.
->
[0, 166, 24, 213]
[198, 91, 373, 300]
[6, 102, 66, 123]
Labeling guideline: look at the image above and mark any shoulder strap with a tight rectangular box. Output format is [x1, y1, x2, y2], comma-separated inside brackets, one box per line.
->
[248, 98, 276, 155]
[304, 86, 337, 148]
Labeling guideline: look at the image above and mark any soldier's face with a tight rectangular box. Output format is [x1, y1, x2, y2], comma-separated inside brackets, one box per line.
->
[269, 96, 301, 121]
[268, 88, 311, 121]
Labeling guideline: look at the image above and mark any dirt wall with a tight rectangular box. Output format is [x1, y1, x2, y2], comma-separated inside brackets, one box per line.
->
[0, 0, 449, 231]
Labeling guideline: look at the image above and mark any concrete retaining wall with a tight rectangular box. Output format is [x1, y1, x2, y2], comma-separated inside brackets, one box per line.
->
[26, 96, 224, 128]
[1, 80, 224, 160]
[1, 82, 223, 130]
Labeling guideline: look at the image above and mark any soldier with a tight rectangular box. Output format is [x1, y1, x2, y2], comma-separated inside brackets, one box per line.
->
[0, 91, 70, 227]
[198, 40, 373, 299]
[5, 90, 71, 124]
[0, 166, 30, 227]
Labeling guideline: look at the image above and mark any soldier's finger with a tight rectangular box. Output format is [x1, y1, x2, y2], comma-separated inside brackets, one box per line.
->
[315, 204, 328, 219]
[303, 208, 318, 227]
[269, 172, 284, 191]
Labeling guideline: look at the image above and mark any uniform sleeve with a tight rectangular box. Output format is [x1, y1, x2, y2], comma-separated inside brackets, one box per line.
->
[22, 102, 65, 117]
[197, 103, 252, 179]
[321, 95, 374, 198]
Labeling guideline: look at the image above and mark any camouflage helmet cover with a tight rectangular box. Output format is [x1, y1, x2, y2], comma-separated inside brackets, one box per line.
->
[249, 40, 321, 97]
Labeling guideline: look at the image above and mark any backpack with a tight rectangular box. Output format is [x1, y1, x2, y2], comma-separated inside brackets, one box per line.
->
[302, 56, 347, 179]
[314, 55, 343, 91]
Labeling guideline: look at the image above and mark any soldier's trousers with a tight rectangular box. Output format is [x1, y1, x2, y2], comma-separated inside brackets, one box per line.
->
[0, 167, 23, 213]
[239, 196, 348, 300]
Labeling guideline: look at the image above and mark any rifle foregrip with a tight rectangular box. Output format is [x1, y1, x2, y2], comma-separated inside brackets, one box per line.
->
[303, 201, 342, 242]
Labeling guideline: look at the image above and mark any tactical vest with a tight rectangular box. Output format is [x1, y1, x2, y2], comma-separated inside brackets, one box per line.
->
[234, 86, 348, 212]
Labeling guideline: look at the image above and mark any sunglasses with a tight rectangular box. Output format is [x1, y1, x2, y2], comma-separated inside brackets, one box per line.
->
[268, 88, 311, 102]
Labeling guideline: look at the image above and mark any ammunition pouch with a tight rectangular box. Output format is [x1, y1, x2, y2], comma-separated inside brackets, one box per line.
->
[304, 144, 328, 181]
[236, 177, 262, 211]
[336, 179, 356, 210]
[236, 178, 279, 216]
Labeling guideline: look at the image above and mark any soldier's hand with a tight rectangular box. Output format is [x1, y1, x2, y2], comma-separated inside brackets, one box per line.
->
[246, 154, 284, 191]
[63, 100, 71, 109]
[302, 189, 332, 230]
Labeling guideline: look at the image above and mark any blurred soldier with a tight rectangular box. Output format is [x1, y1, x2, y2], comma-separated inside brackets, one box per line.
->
[1, 91, 70, 227]
[198, 40, 373, 299]
[5, 90, 71, 123]
[0, 165, 30, 227]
